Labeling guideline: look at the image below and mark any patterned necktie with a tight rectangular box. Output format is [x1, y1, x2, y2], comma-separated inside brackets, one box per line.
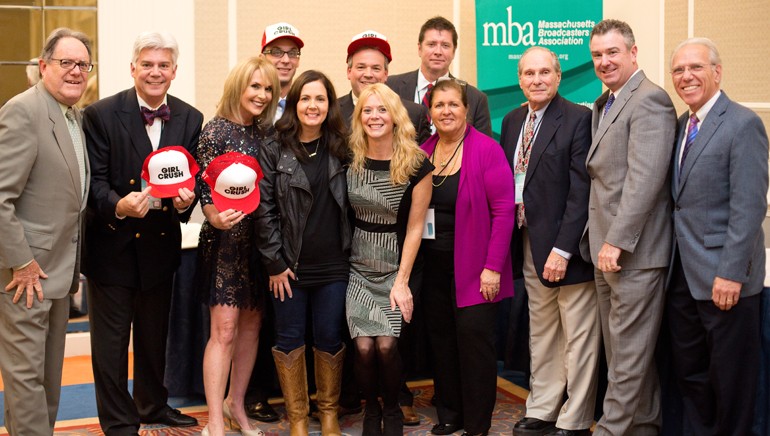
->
[679, 113, 699, 171]
[515, 112, 537, 228]
[65, 107, 86, 197]
[422, 83, 434, 122]
[603, 93, 615, 117]
[141, 104, 170, 125]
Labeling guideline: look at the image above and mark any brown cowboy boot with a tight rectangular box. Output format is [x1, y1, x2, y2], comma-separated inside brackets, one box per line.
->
[272, 346, 309, 436]
[313, 344, 345, 436]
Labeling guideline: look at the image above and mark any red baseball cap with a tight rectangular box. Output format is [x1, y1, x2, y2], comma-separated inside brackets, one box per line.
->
[202, 152, 263, 214]
[347, 30, 392, 62]
[261, 22, 304, 50]
[141, 146, 199, 198]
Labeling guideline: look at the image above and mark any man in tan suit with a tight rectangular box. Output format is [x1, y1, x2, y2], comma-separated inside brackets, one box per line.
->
[583, 19, 676, 435]
[0, 28, 91, 435]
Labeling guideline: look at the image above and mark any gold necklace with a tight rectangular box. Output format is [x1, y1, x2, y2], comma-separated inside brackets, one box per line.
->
[301, 137, 321, 158]
[431, 139, 463, 187]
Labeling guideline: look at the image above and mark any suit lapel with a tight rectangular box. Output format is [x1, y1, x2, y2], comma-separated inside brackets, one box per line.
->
[672, 115, 687, 199]
[160, 96, 184, 148]
[524, 98, 561, 190]
[587, 71, 646, 162]
[118, 90, 154, 158]
[40, 84, 82, 203]
[503, 107, 527, 165]
[677, 93, 729, 193]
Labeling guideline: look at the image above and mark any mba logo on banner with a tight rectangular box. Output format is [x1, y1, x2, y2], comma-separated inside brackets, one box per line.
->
[475, 0, 602, 137]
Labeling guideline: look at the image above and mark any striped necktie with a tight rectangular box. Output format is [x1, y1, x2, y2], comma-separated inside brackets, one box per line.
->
[65, 107, 87, 197]
[515, 112, 537, 228]
[679, 113, 699, 171]
[422, 83, 433, 122]
[603, 93, 615, 116]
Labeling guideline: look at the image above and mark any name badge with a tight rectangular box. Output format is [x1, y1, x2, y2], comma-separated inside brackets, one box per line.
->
[141, 179, 163, 210]
[515, 173, 525, 204]
[422, 207, 436, 239]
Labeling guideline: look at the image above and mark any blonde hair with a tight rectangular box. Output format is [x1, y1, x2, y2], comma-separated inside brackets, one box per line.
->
[349, 83, 425, 185]
[216, 57, 279, 126]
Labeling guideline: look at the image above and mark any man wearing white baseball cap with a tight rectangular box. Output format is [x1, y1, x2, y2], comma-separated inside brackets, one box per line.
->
[261, 22, 303, 123]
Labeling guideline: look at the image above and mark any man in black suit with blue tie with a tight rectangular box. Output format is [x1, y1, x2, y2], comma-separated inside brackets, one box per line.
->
[82, 31, 202, 435]
[501, 47, 598, 436]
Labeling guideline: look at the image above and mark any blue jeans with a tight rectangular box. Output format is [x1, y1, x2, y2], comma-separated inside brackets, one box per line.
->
[272, 280, 347, 354]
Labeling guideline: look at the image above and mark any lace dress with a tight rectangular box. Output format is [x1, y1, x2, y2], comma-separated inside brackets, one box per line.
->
[195, 117, 272, 310]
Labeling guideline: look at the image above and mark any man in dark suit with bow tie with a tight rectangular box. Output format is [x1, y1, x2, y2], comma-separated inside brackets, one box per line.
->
[82, 31, 202, 435]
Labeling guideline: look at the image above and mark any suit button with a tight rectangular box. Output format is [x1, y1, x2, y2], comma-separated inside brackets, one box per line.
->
[135, 233, 141, 238]
[675, 205, 681, 211]
[160, 232, 166, 236]
[162, 206, 168, 211]
[130, 179, 136, 185]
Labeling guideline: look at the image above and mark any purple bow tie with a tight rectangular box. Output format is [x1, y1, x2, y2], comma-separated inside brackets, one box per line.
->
[141, 104, 170, 125]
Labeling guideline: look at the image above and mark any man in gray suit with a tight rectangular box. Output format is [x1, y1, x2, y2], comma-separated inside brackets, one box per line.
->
[0, 28, 91, 435]
[584, 19, 676, 435]
[667, 37, 768, 435]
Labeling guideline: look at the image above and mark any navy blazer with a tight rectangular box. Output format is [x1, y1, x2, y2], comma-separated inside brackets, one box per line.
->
[82, 88, 203, 290]
[501, 94, 594, 287]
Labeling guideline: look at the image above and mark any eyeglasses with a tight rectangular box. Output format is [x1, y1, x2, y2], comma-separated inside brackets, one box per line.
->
[671, 63, 713, 78]
[262, 48, 301, 59]
[50, 58, 93, 72]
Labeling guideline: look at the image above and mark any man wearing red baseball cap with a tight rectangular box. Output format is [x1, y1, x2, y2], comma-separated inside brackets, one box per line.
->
[339, 30, 431, 146]
[260, 22, 303, 123]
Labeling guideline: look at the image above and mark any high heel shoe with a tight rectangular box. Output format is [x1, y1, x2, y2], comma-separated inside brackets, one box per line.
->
[222, 400, 265, 435]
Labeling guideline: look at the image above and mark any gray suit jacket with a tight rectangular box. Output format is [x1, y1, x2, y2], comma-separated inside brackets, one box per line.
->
[386, 69, 492, 137]
[0, 82, 89, 299]
[583, 70, 676, 269]
[672, 92, 768, 299]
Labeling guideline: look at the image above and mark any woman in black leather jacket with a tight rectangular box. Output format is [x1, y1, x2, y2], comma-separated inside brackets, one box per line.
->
[255, 70, 350, 436]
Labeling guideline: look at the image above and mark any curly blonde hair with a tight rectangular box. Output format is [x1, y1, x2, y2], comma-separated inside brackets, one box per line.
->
[349, 83, 426, 185]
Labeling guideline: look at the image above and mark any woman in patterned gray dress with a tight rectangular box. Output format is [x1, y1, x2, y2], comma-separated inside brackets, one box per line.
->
[195, 57, 278, 436]
[346, 83, 433, 436]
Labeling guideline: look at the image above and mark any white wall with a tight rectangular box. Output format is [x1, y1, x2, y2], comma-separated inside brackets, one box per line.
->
[97, 0, 196, 104]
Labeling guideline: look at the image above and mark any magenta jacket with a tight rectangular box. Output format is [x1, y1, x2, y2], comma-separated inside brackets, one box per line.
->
[422, 126, 515, 308]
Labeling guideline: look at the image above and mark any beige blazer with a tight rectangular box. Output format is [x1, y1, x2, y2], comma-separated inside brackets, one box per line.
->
[0, 81, 89, 299]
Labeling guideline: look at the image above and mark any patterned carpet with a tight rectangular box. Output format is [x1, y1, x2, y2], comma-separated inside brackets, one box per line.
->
[4, 378, 527, 435]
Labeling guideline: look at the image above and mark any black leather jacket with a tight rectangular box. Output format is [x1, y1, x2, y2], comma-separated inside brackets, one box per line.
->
[256, 138, 351, 275]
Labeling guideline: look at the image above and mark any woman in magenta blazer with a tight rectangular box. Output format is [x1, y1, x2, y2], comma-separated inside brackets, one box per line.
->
[420, 79, 515, 436]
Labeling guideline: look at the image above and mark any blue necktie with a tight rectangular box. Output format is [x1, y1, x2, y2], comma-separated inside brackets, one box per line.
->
[603, 93, 615, 116]
[679, 113, 699, 171]
[278, 98, 286, 111]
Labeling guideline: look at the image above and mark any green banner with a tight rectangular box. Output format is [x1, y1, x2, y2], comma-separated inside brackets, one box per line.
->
[475, 0, 602, 137]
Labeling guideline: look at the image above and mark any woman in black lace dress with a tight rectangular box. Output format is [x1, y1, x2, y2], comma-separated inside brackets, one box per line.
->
[195, 57, 279, 436]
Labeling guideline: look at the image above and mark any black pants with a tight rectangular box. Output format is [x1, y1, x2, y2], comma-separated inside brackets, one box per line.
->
[667, 251, 760, 436]
[87, 278, 173, 436]
[422, 248, 499, 434]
